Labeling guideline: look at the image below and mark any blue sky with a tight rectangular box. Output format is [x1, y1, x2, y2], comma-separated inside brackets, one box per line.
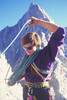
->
[0, 0, 67, 31]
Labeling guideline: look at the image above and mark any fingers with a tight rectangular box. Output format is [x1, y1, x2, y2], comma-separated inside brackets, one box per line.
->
[27, 17, 38, 26]
[30, 17, 38, 25]
[27, 18, 35, 26]
[30, 18, 35, 24]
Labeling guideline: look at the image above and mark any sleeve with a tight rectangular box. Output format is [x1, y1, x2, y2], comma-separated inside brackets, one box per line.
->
[48, 27, 65, 61]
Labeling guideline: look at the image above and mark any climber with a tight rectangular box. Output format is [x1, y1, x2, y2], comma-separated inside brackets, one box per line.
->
[20, 17, 65, 100]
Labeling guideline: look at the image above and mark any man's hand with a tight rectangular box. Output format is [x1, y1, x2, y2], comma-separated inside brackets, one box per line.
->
[28, 17, 58, 32]
[28, 17, 40, 26]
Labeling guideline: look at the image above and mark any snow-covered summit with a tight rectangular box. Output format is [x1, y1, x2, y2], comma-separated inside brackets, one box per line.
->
[0, 3, 51, 68]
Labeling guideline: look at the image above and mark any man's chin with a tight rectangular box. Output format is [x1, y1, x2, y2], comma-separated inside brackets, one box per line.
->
[26, 51, 33, 56]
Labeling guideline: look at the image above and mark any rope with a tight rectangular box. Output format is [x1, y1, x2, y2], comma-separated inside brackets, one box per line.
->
[0, 19, 31, 83]
[8, 50, 40, 86]
[0, 19, 31, 56]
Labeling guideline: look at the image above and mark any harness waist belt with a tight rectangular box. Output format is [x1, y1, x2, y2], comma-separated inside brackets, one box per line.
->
[22, 81, 49, 88]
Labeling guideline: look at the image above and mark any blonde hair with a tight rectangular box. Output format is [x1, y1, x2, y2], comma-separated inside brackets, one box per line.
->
[21, 32, 41, 47]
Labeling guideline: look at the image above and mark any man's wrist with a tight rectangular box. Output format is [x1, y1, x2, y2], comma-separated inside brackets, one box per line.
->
[37, 19, 45, 26]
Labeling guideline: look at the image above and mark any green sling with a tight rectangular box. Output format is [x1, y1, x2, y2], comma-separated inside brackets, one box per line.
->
[8, 49, 40, 86]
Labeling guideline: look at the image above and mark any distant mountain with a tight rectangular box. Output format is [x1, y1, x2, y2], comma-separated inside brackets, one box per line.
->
[0, 3, 52, 69]
[0, 3, 67, 99]
[64, 27, 67, 56]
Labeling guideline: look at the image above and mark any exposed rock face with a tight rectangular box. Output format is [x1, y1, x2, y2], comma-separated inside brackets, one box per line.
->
[64, 27, 67, 57]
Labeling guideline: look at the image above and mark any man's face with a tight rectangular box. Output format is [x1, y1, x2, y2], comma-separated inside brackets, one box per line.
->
[23, 43, 37, 55]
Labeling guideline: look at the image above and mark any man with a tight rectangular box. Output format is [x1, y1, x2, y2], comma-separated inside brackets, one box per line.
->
[8, 17, 65, 100]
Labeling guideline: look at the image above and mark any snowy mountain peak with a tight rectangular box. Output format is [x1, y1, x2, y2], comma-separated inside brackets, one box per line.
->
[0, 3, 67, 68]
